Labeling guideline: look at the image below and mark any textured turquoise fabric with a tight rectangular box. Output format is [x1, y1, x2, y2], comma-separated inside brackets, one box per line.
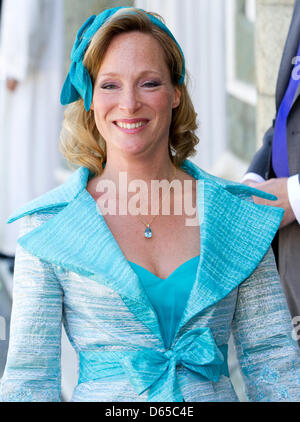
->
[60, 7, 186, 111]
[1, 160, 300, 402]
[128, 256, 200, 349]
[79, 331, 229, 402]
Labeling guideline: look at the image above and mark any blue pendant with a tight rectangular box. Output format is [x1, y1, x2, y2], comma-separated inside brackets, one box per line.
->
[144, 225, 153, 239]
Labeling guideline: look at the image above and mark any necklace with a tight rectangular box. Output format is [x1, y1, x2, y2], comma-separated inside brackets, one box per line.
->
[136, 165, 177, 239]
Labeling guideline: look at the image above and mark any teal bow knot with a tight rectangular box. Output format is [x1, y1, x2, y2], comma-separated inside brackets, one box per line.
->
[121, 328, 229, 402]
[61, 8, 124, 111]
[163, 349, 177, 361]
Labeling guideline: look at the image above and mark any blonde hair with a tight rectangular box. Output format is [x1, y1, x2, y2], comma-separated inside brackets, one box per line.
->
[60, 9, 199, 176]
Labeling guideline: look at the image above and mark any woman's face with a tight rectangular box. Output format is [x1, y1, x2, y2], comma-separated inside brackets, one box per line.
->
[91, 31, 181, 159]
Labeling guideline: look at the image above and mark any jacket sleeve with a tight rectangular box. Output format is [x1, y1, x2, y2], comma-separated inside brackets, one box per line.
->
[247, 126, 274, 180]
[231, 246, 300, 402]
[0, 213, 63, 402]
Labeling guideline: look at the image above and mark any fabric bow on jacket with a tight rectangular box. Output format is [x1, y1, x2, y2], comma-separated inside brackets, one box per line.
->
[120, 328, 228, 402]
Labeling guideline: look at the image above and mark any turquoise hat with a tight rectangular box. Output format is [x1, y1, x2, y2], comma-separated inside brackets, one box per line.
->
[60, 7, 186, 111]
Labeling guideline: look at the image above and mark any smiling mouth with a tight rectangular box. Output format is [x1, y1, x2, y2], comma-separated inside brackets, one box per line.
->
[114, 120, 149, 130]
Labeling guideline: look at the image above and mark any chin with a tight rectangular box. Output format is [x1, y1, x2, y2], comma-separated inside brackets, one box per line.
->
[117, 139, 151, 156]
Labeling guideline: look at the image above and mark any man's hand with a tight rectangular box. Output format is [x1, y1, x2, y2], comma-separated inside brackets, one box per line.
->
[6, 78, 19, 92]
[243, 178, 295, 229]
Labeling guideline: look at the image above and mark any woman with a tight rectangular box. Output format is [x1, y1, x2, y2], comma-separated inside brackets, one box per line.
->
[0, 7, 299, 402]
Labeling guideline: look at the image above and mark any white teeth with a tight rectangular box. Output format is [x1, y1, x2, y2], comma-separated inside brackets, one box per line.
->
[116, 121, 145, 129]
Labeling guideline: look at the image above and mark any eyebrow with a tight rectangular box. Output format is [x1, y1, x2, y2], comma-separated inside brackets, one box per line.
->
[97, 70, 162, 78]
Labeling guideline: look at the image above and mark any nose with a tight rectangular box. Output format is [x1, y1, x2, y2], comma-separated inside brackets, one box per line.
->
[118, 86, 141, 114]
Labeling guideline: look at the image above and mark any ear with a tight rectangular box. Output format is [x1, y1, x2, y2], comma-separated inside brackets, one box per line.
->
[172, 86, 181, 109]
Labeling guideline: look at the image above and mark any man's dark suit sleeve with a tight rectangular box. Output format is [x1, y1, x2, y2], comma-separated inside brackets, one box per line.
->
[247, 125, 274, 180]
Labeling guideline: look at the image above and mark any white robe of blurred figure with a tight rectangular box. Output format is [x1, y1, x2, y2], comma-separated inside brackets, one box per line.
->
[0, 0, 63, 256]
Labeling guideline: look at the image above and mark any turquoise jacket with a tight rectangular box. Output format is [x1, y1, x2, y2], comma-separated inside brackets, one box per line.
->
[1, 160, 300, 402]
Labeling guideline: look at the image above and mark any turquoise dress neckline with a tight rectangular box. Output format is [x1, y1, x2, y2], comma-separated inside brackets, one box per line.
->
[128, 255, 200, 348]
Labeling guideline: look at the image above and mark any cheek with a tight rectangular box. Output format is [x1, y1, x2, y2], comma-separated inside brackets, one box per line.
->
[151, 92, 174, 116]
[92, 93, 115, 115]
[92, 95, 115, 129]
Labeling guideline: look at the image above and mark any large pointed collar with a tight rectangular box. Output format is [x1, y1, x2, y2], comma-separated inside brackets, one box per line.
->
[9, 160, 283, 347]
[7, 166, 90, 223]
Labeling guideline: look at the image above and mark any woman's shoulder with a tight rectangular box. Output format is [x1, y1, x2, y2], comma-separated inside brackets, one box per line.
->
[7, 166, 90, 225]
[182, 159, 250, 192]
[182, 159, 277, 202]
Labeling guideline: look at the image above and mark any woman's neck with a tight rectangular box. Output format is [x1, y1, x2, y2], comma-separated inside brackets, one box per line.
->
[101, 155, 177, 186]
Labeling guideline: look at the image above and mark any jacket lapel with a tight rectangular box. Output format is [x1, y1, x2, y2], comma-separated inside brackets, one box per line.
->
[174, 173, 283, 342]
[7, 166, 91, 223]
[16, 188, 164, 344]
[276, 0, 300, 110]
[11, 160, 283, 347]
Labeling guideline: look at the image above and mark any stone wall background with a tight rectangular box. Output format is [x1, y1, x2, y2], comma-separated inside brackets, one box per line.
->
[256, 0, 294, 146]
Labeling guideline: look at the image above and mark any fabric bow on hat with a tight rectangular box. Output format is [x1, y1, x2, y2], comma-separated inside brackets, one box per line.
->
[121, 327, 229, 402]
[60, 8, 123, 111]
[60, 7, 186, 112]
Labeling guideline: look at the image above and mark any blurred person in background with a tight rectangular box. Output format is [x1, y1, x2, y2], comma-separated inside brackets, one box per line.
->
[0, 0, 63, 276]
[243, 0, 300, 330]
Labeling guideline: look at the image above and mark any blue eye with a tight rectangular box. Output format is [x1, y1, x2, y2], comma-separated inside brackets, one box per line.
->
[101, 83, 117, 90]
[142, 81, 161, 88]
